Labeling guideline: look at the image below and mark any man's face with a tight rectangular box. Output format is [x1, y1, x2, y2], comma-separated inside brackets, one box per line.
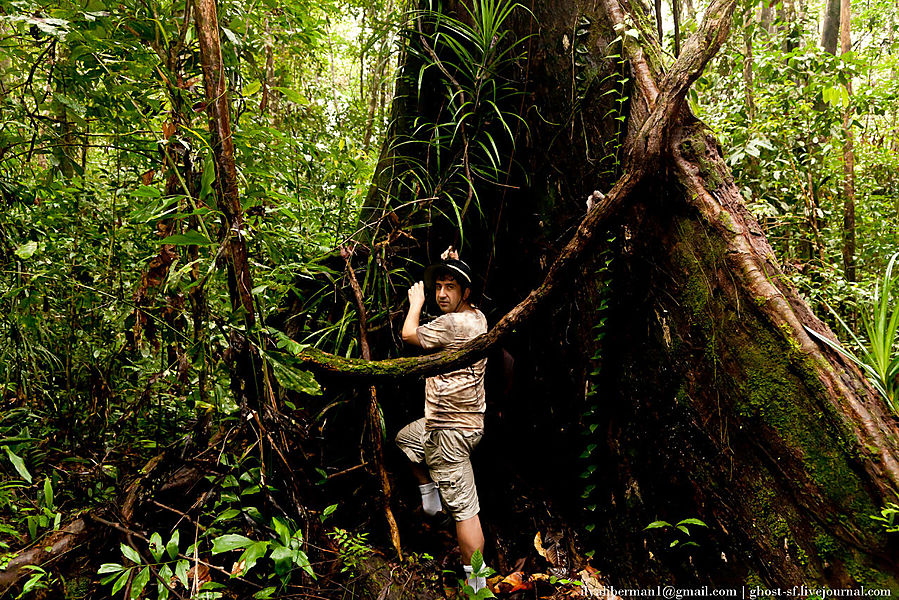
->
[435, 275, 468, 313]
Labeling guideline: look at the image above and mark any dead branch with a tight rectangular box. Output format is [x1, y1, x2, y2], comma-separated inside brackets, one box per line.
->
[342, 246, 403, 560]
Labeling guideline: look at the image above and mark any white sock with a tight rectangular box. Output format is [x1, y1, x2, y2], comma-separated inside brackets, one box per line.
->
[418, 482, 442, 515]
[463, 564, 487, 592]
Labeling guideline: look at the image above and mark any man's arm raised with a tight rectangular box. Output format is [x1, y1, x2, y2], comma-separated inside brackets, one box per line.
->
[401, 281, 426, 347]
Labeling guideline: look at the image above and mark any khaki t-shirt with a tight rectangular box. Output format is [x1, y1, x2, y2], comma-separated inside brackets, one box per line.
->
[416, 308, 488, 431]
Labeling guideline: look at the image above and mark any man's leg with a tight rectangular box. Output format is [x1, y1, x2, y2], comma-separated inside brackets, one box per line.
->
[396, 419, 443, 515]
[459, 515, 487, 592]
[456, 514, 485, 564]
[425, 430, 488, 592]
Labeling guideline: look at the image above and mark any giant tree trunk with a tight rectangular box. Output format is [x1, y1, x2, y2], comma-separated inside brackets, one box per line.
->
[345, 0, 899, 588]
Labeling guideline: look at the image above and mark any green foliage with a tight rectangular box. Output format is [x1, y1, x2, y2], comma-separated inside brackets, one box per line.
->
[580, 235, 617, 537]
[327, 527, 372, 574]
[698, 0, 899, 314]
[98, 460, 320, 598]
[806, 252, 899, 414]
[870, 503, 899, 534]
[644, 517, 709, 549]
[17, 565, 59, 599]
[390, 0, 531, 238]
[460, 549, 495, 599]
[0, 0, 396, 591]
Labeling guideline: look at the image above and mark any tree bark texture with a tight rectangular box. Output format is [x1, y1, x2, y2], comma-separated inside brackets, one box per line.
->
[193, 0, 263, 410]
[328, 0, 899, 588]
[839, 0, 856, 282]
[538, 0, 898, 586]
[820, 0, 841, 54]
[193, 0, 256, 326]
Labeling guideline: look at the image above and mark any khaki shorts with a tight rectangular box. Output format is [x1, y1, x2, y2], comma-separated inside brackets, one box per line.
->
[395, 417, 482, 522]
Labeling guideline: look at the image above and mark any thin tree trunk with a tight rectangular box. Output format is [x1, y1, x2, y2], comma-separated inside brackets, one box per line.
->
[655, 0, 664, 45]
[840, 0, 856, 281]
[759, 0, 773, 34]
[193, 0, 256, 327]
[742, 2, 755, 123]
[672, 0, 681, 55]
[363, 40, 389, 152]
[53, 52, 77, 180]
[193, 0, 260, 413]
[820, 0, 841, 53]
[260, 16, 273, 115]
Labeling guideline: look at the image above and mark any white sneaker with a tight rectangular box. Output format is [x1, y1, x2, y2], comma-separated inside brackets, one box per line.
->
[463, 564, 487, 593]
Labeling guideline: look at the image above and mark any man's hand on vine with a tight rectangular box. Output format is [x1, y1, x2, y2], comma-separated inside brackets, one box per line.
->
[441, 246, 460, 261]
[408, 281, 426, 310]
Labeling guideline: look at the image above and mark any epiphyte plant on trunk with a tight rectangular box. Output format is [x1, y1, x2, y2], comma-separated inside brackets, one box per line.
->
[397, 0, 532, 235]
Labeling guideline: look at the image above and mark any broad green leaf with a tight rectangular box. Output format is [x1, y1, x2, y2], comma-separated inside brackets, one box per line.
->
[158, 564, 173, 600]
[131, 185, 162, 198]
[121, 543, 142, 565]
[677, 518, 708, 527]
[221, 27, 241, 46]
[270, 545, 293, 577]
[213, 508, 241, 523]
[5, 447, 32, 483]
[237, 541, 269, 576]
[272, 517, 291, 546]
[267, 328, 309, 356]
[166, 530, 180, 560]
[254, 587, 278, 599]
[150, 532, 164, 561]
[14, 241, 38, 260]
[321, 504, 338, 521]
[268, 354, 321, 395]
[294, 550, 315, 577]
[111, 569, 131, 596]
[99, 563, 124, 575]
[244, 81, 262, 96]
[130, 566, 150, 599]
[175, 559, 189, 587]
[211, 534, 254, 554]
[272, 86, 307, 104]
[201, 155, 216, 200]
[470, 548, 484, 572]
[43, 477, 53, 509]
[643, 521, 670, 530]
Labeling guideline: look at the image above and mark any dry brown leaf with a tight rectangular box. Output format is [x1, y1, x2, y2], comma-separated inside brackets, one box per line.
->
[186, 563, 210, 585]
[230, 558, 246, 577]
[534, 531, 547, 558]
[495, 571, 532, 594]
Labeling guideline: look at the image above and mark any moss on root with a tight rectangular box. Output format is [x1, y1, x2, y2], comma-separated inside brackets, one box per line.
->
[664, 215, 897, 587]
[679, 131, 726, 191]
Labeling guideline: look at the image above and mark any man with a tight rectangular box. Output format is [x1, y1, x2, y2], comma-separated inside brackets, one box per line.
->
[395, 246, 490, 592]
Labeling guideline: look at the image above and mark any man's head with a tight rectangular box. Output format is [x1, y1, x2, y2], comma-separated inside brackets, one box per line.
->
[424, 258, 473, 313]
[434, 272, 469, 313]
